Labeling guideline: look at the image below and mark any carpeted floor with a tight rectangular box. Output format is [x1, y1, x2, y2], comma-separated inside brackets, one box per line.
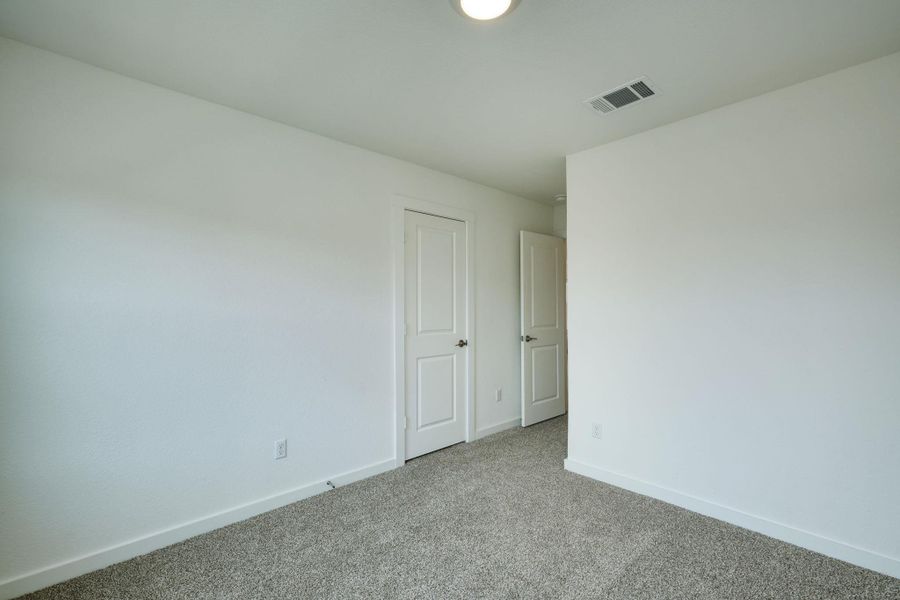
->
[20, 417, 899, 599]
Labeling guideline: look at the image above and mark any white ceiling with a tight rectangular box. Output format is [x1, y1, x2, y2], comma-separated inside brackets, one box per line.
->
[1, 1, 899, 203]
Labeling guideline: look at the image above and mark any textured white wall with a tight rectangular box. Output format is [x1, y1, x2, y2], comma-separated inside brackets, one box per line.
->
[566, 52, 900, 574]
[0, 37, 552, 586]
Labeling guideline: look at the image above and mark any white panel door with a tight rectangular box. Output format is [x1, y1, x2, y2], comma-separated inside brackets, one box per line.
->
[405, 211, 468, 459]
[520, 231, 567, 427]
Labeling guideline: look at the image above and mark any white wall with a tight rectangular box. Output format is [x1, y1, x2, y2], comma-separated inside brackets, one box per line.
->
[552, 204, 566, 239]
[0, 37, 553, 592]
[565, 52, 900, 577]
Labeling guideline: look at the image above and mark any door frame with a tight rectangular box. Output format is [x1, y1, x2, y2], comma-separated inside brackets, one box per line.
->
[391, 195, 476, 467]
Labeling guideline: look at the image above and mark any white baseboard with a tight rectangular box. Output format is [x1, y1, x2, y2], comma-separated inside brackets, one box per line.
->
[475, 417, 520, 439]
[0, 459, 395, 600]
[564, 458, 900, 580]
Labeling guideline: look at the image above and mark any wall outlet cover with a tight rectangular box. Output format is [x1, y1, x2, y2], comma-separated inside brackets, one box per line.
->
[274, 439, 287, 460]
[592, 423, 602, 439]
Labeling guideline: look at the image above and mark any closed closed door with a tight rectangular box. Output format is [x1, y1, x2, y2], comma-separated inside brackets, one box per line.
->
[405, 210, 468, 459]
[520, 231, 567, 427]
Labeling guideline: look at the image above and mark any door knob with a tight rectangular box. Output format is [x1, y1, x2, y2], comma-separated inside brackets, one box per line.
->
[456, 339, 468, 347]
[524, 335, 538, 342]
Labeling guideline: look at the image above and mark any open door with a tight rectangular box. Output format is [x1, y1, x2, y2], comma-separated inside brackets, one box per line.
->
[520, 231, 567, 427]
[404, 210, 469, 458]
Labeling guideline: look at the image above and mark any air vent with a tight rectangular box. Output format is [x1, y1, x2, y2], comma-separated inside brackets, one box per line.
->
[630, 80, 655, 98]
[603, 87, 641, 108]
[584, 78, 659, 115]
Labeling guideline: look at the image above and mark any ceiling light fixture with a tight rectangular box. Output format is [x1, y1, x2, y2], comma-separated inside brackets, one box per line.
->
[451, 0, 521, 21]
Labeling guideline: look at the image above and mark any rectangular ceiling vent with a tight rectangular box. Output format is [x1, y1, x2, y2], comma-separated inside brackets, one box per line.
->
[584, 78, 659, 115]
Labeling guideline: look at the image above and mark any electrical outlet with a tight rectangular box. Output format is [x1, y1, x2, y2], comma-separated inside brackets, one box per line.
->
[495, 387, 502, 403]
[591, 423, 602, 440]
[274, 438, 287, 460]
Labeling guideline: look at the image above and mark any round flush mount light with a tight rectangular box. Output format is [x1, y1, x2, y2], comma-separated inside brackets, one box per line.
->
[451, 0, 521, 21]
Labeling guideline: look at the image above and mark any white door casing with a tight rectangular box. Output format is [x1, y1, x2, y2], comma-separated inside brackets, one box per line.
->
[520, 231, 567, 427]
[404, 210, 468, 458]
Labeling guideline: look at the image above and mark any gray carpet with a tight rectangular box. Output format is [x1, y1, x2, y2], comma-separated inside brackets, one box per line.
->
[20, 417, 899, 599]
